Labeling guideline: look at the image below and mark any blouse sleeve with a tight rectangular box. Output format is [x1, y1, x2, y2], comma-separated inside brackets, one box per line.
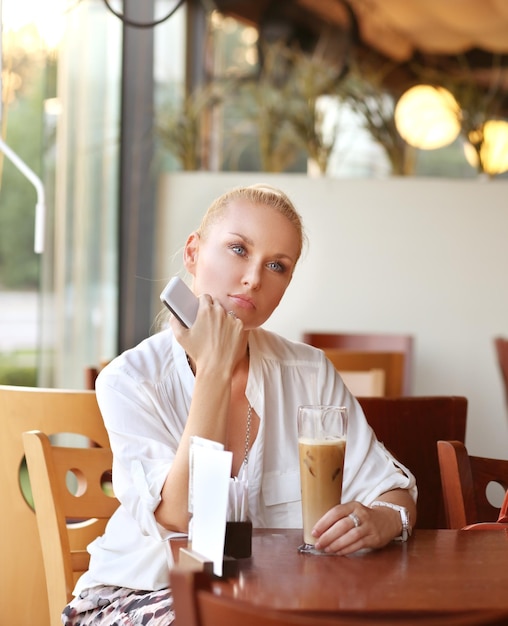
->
[95, 363, 188, 541]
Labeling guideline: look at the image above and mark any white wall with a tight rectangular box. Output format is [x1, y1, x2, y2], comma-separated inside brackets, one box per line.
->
[156, 172, 508, 460]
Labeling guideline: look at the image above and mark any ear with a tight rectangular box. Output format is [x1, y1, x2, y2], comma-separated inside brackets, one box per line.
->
[183, 231, 200, 275]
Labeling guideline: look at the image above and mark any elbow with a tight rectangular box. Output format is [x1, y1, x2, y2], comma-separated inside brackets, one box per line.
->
[155, 503, 189, 534]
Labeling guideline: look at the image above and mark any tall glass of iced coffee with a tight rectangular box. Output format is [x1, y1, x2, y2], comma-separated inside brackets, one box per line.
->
[297, 405, 348, 554]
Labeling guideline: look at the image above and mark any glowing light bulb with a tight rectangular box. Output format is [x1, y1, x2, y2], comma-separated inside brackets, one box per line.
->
[395, 85, 461, 150]
[464, 120, 508, 176]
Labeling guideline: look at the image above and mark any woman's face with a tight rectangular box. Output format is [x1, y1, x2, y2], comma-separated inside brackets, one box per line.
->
[185, 200, 301, 329]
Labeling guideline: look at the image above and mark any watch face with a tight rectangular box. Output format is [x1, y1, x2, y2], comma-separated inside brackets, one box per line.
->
[400, 507, 411, 539]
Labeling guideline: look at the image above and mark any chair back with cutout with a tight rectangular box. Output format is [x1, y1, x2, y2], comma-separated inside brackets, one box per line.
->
[0, 385, 109, 626]
[23, 430, 118, 626]
[437, 439, 508, 528]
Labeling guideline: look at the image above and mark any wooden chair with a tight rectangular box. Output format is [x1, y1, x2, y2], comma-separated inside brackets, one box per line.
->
[302, 332, 414, 395]
[325, 349, 405, 397]
[437, 439, 508, 529]
[170, 569, 508, 626]
[339, 369, 385, 397]
[358, 396, 468, 529]
[84, 360, 110, 390]
[84, 366, 100, 390]
[0, 384, 109, 626]
[22, 430, 119, 626]
[494, 337, 508, 409]
[171, 569, 340, 625]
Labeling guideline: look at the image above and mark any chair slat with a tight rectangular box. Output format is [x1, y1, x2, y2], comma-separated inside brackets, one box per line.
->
[437, 439, 508, 528]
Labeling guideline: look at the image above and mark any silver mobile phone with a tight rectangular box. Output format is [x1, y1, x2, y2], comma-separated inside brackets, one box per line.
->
[160, 277, 199, 328]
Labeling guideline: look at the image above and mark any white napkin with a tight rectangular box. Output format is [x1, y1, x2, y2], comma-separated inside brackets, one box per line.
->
[190, 438, 232, 576]
[188, 436, 224, 542]
[228, 464, 249, 522]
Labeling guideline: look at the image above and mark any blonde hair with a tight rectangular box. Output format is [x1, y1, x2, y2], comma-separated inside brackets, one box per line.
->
[198, 184, 306, 263]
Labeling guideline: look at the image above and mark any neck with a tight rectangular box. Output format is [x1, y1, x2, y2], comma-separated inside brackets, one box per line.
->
[232, 338, 250, 376]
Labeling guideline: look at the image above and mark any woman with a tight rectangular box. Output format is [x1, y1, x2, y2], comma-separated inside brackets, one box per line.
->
[63, 184, 417, 625]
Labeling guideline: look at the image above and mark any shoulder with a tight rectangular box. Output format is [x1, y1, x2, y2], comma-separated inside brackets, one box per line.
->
[97, 328, 181, 388]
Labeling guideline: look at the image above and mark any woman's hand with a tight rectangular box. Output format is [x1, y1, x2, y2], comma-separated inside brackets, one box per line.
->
[311, 490, 416, 555]
[170, 293, 245, 374]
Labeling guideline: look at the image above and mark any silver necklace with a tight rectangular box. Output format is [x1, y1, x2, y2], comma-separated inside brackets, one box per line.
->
[243, 345, 252, 466]
[244, 403, 252, 467]
[185, 352, 252, 466]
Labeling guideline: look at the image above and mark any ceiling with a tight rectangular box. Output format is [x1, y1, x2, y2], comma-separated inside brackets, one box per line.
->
[332, 0, 508, 60]
[213, 0, 508, 106]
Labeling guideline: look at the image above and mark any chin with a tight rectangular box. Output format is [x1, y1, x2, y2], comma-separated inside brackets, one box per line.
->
[247, 315, 269, 330]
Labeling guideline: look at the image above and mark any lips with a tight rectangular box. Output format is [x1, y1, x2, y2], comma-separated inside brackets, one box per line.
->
[229, 294, 256, 310]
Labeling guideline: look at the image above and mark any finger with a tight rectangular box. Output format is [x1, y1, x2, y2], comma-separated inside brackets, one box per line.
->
[331, 537, 366, 556]
[316, 523, 364, 554]
[169, 314, 187, 336]
[313, 504, 363, 537]
[348, 512, 361, 529]
[313, 510, 364, 551]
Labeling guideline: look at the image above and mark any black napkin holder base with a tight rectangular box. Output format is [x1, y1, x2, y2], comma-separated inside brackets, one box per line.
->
[224, 520, 252, 559]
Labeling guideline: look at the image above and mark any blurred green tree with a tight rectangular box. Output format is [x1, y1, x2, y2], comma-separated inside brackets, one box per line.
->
[0, 27, 50, 288]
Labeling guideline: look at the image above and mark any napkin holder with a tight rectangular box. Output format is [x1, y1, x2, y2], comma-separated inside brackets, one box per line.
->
[224, 520, 252, 558]
[178, 520, 252, 578]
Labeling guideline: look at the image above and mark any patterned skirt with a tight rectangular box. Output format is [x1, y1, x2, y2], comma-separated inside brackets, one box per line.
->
[62, 585, 175, 625]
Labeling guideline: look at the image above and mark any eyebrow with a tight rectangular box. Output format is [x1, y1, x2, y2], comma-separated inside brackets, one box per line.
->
[228, 232, 296, 263]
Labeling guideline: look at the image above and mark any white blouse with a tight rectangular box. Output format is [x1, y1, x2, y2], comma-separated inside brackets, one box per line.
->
[74, 327, 416, 594]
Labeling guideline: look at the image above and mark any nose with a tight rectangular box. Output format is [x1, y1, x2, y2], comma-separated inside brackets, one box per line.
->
[242, 263, 262, 290]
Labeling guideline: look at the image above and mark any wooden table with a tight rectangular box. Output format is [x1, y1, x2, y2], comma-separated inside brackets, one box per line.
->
[174, 528, 508, 614]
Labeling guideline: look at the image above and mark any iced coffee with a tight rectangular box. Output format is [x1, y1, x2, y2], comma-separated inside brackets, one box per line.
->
[297, 405, 348, 554]
[299, 436, 346, 545]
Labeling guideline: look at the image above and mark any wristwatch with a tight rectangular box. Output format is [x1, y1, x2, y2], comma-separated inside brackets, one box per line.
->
[370, 500, 412, 542]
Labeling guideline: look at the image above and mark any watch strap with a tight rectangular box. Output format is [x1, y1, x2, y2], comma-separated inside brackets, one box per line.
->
[370, 500, 412, 542]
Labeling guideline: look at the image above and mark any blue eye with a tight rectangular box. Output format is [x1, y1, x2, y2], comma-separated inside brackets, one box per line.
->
[267, 261, 285, 273]
[230, 244, 246, 256]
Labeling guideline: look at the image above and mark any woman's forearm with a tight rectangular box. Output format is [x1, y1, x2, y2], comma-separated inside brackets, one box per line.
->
[155, 364, 232, 531]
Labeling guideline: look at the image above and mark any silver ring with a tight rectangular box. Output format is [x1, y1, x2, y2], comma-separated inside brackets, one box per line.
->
[348, 512, 361, 528]
[227, 310, 237, 319]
